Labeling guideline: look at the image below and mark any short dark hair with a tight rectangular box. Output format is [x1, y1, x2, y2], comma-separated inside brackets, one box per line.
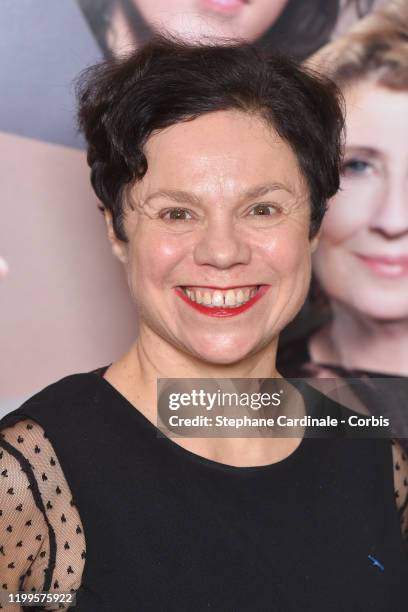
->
[77, 36, 345, 241]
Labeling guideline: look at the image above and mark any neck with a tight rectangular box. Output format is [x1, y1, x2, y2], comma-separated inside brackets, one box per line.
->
[107, 2, 149, 56]
[310, 301, 408, 376]
[104, 327, 302, 468]
[139, 325, 281, 377]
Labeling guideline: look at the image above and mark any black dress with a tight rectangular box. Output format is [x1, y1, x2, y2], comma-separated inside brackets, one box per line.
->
[277, 330, 408, 453]
[0, 369, 407, 611]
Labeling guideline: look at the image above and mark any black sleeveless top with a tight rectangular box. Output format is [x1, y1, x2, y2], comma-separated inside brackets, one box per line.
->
[1, 370, 407, 611]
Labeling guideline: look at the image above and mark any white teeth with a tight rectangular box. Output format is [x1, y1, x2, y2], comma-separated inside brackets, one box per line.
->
[203, 292, 212, 306]
[183, 286, 260, 308]
[236, 289, 244, 304]
[212, 290, 224, 306]
[225, 290, 236, 306]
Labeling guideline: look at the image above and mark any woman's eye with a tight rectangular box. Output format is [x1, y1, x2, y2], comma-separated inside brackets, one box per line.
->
[249, 204, 276, 216]
[342, 158, 372, 176]
[160, 208, 192, 221]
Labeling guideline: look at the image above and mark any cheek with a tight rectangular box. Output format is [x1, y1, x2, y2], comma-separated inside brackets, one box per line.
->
[259, 0, 289, 20]
[128, 229, 192, 291]
[322, 179, 380, 244]
[235, 0, 288, 39]
[259, 227, 311, 277]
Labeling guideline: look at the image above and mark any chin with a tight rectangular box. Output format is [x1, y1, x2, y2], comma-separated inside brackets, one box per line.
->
[347, 297, 408, 324]
[363, 308, 408, 323]
[187, 334, 261, 366]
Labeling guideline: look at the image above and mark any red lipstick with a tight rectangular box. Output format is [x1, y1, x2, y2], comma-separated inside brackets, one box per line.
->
[175, 285, 269, 317]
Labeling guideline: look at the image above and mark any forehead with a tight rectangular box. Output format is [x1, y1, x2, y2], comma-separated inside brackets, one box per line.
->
[139, 110, 305, 195]
[344, 81, 408, 154]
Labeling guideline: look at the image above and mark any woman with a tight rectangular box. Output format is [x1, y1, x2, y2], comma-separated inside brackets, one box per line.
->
[0, 0, 376, 415]
[77, 0, 375, 59]
[277, 1, 408, 437]
[0, 37, 407, 611]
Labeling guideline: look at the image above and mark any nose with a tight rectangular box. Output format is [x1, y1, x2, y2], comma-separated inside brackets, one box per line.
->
[371, 180, 408, 239]
[193, 219, 251, 269]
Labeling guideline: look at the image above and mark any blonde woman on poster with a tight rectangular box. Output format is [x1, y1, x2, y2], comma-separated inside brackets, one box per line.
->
[278, 1, 408, 442]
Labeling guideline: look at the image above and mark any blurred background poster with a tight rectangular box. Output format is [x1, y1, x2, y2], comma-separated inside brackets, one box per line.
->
[277, 0, 408, 443]
[0, 0, 386, 414]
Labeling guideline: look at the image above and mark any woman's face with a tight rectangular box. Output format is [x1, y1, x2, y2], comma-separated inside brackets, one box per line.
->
[111, 110, 316, 365]
[313, 81, 408, 321]
[133, 0, 289, 41]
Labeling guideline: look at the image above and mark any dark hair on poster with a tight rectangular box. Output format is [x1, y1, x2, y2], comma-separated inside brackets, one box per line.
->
[258, 0, 375, 58]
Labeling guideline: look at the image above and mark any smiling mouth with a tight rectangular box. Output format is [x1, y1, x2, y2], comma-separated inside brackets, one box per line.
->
[356, 254, 408, 278]
[176, 285, 269, 317]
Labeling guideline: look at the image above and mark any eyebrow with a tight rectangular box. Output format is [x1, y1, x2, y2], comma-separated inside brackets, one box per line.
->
[345, 146, 381, 159]
[142, 182, 293, 207]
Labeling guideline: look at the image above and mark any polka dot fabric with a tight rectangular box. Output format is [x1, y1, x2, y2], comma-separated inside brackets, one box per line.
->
[392, 439, 408, 544]
[0, 420, 85, 610]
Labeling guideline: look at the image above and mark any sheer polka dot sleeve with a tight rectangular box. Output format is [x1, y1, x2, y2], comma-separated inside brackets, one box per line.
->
[0, 420, 86, 610]
[392, 439, 408, 545]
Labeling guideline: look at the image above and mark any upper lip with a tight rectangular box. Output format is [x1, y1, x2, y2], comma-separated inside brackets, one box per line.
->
[355, 254, 408, 264]
[179, 284, 261, 289]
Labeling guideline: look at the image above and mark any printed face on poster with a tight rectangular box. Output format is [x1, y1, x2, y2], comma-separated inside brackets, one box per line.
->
[0, 0, 397, 410]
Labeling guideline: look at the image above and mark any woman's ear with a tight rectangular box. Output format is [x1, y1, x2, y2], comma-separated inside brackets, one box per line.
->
[104, 210, 128, 264]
